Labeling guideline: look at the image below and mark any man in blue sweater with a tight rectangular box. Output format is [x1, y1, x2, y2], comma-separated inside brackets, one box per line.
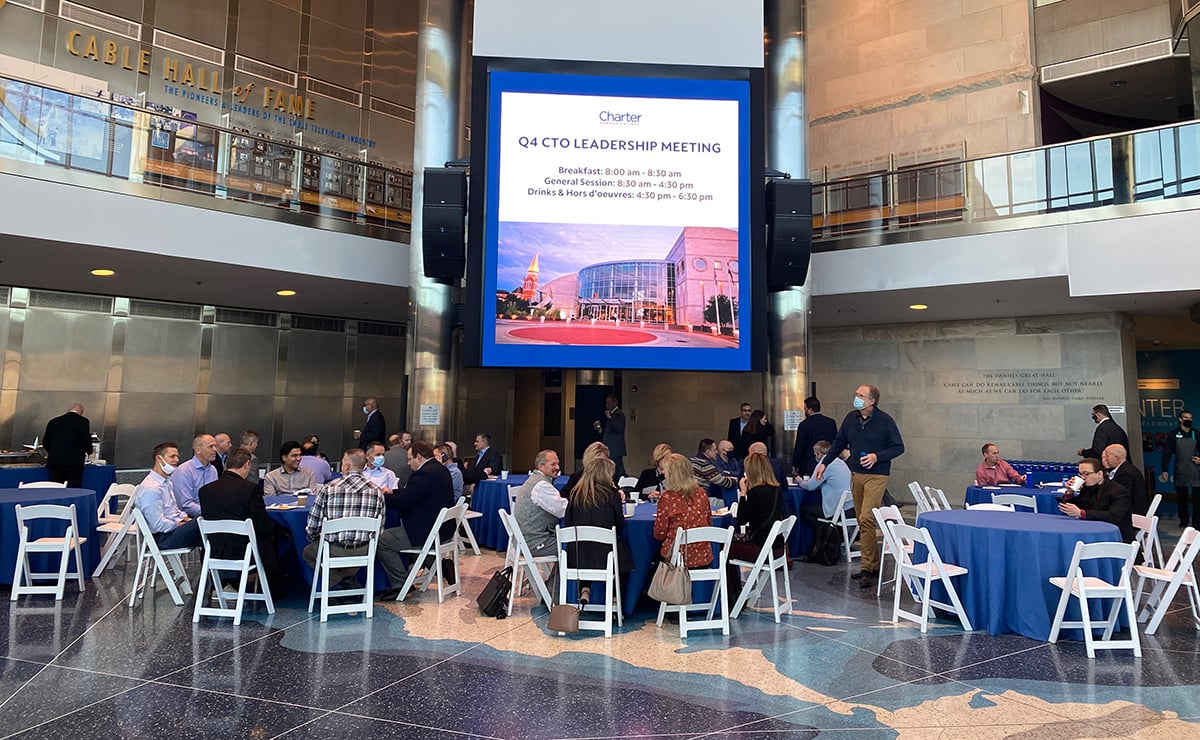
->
[813, 384, 905, 587]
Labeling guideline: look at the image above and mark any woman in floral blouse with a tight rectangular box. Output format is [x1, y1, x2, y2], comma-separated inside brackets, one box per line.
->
[652, 453, 714, 568]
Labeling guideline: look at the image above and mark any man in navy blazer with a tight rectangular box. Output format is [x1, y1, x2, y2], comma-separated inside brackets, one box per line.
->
[376, 441, 456, 599]
[354, 397, 387, 451]
[462, 433, 503, 485]
[791, 396, 837, 478]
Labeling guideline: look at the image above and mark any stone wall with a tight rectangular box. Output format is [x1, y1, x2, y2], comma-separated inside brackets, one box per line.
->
[809, 313, 1141, 505]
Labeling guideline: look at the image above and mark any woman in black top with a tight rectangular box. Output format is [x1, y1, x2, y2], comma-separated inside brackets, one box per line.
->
[632, 443, 672, 498]
[740, 410, 776, 457]
[563, 457, 633, 603]
[727, 452, 785, 601]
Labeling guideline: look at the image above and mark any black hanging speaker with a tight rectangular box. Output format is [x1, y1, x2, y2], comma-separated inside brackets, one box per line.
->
[766, 178, 812, 289]
[422, 167, 467, 280]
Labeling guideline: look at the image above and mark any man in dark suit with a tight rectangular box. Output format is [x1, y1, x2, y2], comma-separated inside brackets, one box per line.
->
[726, 402, 753, 459]
[1061, 457, 1134, 542]
[376, 441, 457, 599]
[1078, 404, 1129, 459]
[1103, 444, 1148, 516]
[198, 447, 284, 596]
[43, 403, 91, 488]
[594, 394, 628, 477]
[462, 433, 503, 485]
[791, 396, 838, 478]
[354, 397, 387, 451]
[212, 433, 232, 475]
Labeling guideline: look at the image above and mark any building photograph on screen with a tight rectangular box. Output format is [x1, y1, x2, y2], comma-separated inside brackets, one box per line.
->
[494, 222, 739, 348]
[482, 70, 752, 369]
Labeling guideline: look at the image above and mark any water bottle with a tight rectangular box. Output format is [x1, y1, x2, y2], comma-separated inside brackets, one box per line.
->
[1025, 466, 1034, 488]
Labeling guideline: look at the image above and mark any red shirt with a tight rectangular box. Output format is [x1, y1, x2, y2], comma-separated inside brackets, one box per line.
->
[975, 459, 1022, 486]
[653, 486, 714, 567]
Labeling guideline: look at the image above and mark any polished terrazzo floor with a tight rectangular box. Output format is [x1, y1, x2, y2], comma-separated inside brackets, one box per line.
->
[1, 537, 1198, 739]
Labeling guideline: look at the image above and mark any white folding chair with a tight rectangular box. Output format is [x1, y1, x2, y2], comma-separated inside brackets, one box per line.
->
[1132, 513, 1163, 570]
[924, 486, 951, 511]
[965, 502, 1014, 512]
[656, 526, 735, 637]
[730, 516, 796, 622]
[127, 508, 192, 607]
[1145, 493, 1163, 519]
[308, 515, 382, 622]
[992, 493, 1037, 511]
[93, 484, 141, 576]
[908, 481, 932, 513]
[888, 521, 972, 633]
[1048, 540, 1140, 657]
[818, 490, 858, 562]
[10, 504, 88, 600]
[192, 517, 276, 626]
[874, 505, 913, 597]
[1134, 526, 1200, 636]
[455, 495, 483, 556]
[556, 524, 624, 636]
[497, 510, 554, 614]
[18, 481, 68, 488]
[617, 476, 639, 490]
[507, 485, 521, 510]
[396, 503, 467, 603]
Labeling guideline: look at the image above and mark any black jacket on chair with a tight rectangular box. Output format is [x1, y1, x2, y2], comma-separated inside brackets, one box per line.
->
[198, 471, 280, 577]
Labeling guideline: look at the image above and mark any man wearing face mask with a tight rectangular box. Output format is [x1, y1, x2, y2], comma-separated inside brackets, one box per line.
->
[1160, 410, 1199, 528]
[133, 441, 201, 549]
[354, 397, 387, 451]
[1077, 404, 1129, 459]
[363, 441, 399, 493]
[813, 384, 905, 587]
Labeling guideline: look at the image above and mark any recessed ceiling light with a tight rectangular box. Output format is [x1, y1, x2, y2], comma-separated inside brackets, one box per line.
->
[90, 269, 115, 277]
[276, 289, 296, 297]
[1109, 80, 1126, 88]
[909, 303, 928, 310]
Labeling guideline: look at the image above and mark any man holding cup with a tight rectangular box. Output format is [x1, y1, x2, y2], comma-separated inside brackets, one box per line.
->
[1060, 457, 1134, 542]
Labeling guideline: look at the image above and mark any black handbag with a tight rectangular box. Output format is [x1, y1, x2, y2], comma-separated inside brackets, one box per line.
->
[807, 523, 842, 566]
[476, 566, 513, 618]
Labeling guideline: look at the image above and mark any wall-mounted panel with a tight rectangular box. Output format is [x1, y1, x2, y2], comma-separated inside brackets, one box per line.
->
[311, 0, 365, 34]
[236, 0, 300, 71]
[121, 317, 201, 393]
[113, 391, 197, 468]
[286, 330, 346, 397]
[353, 335, 405, 398]
[154, 0, 230, 49]
[281, 395, 344, 454]
[307, 19, 365, 91]
[209, 324, 277, 395]
[0, 6, 48, 66]
[19, 310, 113, 391]
[369, 40, 416, 107]
[73, 0, 144, 23]
[206, 393, 275, 456]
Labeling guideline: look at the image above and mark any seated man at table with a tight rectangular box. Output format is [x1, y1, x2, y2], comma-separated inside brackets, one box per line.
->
[513, 449, 566, 557]
[384, 432, 413, 487]
[1060, 457, 1135, 542]
[715, 440, 742, 479]
[1102, 443, 1149, 516]
[264, 440, 316, 496]
[303, 448, 385, 590]
[170, 434, 219, 518]
[798, 441, 853, 532]
[199, 447, 284, 597]
[437, 444, 464, 499]
[134, 441, 201, 550]
[299, 440, 334, 484]
[363, 442, 399, 493]
[690, 438, 738, 496]
[376, 441, 457, 599]
[462, 433, 503, 486]
[975, 443, 1026, 486]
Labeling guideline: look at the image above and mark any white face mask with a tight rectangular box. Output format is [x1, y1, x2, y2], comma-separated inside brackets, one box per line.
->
[158, 456, 176, 475]
[363, 405, 370, 415]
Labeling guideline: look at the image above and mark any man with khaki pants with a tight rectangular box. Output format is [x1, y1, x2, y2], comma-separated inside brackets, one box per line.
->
[813, 384, 905, 587]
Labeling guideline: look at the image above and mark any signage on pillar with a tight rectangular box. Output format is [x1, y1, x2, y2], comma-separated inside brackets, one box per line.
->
[419, 404, 441, 426]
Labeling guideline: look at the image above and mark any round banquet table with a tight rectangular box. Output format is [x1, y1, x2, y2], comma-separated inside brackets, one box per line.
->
[915, 509, 1123, 640]
[265, 495, 396, 589]
[0, 488, 100, 585]
[470, 474, 569, 552]
[965, 485, 1065, 515]
[0, 465, 116, 496]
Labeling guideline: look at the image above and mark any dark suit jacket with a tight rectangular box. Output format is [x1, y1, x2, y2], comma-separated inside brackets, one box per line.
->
[198, 471, 279, 575]
[359, 409, 387, 450]
[43, 411, 91, 466]
[1111, 461, 1148, 516]
[727, 418, 748, 459]
[792, 412, 838, 477]
[1072, 478, 1134, 543]
[213, 454, 226, 475]
[1081, 418, 1129, 459]
[386, 459, 455, 546]
[600, 408, 627, 457]
[462, 446, 503, 484]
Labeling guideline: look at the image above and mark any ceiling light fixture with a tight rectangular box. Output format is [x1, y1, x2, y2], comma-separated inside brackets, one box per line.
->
[276, 289, 297, 297]
[90, 269, 115, 277]
[909, 303, 928, 310]
[1109, 80, 1126, 88]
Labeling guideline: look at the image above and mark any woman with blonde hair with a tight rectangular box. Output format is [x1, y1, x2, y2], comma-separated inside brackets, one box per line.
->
[652, 453, 714, 569]
[563, 457, 633, 600]
[728, 452, 786, 601]
[634, 442, 672, 495]
[560, 441, 611, 497]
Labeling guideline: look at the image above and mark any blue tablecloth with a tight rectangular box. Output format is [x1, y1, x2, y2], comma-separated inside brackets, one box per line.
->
[265, 495, 397, 589]
[784, 486, 822, 558]
[966, 486, 1065, 515]
[0, 465, 116, 495]
[470, 474, 570, 552]
[916, 509, 1122, 640]
[0, 488, 100, 585]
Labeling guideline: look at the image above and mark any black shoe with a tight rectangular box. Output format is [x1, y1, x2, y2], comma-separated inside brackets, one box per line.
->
[376, 587, 402, 601]
[851, 570, 878, 581]
[441, 559, 456, 585]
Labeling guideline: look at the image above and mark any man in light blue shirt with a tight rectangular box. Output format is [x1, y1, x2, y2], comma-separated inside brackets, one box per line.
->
[135, 441, 201, 549]
[799, 440, 853, 529]
[171, 434, 219, 517]
[438, 444, 463, 499]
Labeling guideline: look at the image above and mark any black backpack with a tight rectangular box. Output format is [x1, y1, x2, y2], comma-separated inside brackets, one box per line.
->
[807, 523, 842, 566]
[476, 566, 513, 618]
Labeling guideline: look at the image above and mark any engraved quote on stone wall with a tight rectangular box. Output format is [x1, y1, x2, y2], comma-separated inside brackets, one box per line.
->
[939, 370, 1109, 403]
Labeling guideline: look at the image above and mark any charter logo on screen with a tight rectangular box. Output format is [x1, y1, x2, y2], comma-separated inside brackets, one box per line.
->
[598, 109, 642, 126]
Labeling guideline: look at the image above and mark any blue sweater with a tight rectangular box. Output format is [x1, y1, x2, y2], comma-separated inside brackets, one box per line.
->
[821, 408, 905, 476]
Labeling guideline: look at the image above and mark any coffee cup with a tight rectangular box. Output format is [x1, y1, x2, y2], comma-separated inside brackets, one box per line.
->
[1066, 476, 1084, 493]
[297, 494, 308, 507]
[500, 470, 509, 480]
[624, 502, 636, 516]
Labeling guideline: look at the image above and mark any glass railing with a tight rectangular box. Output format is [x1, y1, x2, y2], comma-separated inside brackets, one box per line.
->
[811, 118, 1200, 241]
[0, 75, 413, 233]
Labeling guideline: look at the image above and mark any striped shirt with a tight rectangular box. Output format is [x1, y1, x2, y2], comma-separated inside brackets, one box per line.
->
[305, 471, 384, 546]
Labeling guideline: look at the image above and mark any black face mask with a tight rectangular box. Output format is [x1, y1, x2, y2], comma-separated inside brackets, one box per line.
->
[1184, 420, 1194, 429]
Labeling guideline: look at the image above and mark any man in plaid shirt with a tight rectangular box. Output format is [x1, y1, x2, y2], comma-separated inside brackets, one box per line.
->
[302, 448, 384, 587]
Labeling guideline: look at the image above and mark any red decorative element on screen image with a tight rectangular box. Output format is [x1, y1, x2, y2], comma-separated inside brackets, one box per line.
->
[508, 326, 657, 345]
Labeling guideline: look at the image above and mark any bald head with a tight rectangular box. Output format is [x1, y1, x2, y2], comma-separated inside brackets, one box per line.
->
[69, 404, 84, 415]
[748, 442, 768, 456]
[1101, 444, 1127, 470]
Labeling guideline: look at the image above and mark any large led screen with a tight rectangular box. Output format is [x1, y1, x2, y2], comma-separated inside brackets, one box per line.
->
[478, 70, 754, 370]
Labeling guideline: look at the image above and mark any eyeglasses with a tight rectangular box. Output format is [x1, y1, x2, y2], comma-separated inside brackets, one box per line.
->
[1078, 469, 1102, 477]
